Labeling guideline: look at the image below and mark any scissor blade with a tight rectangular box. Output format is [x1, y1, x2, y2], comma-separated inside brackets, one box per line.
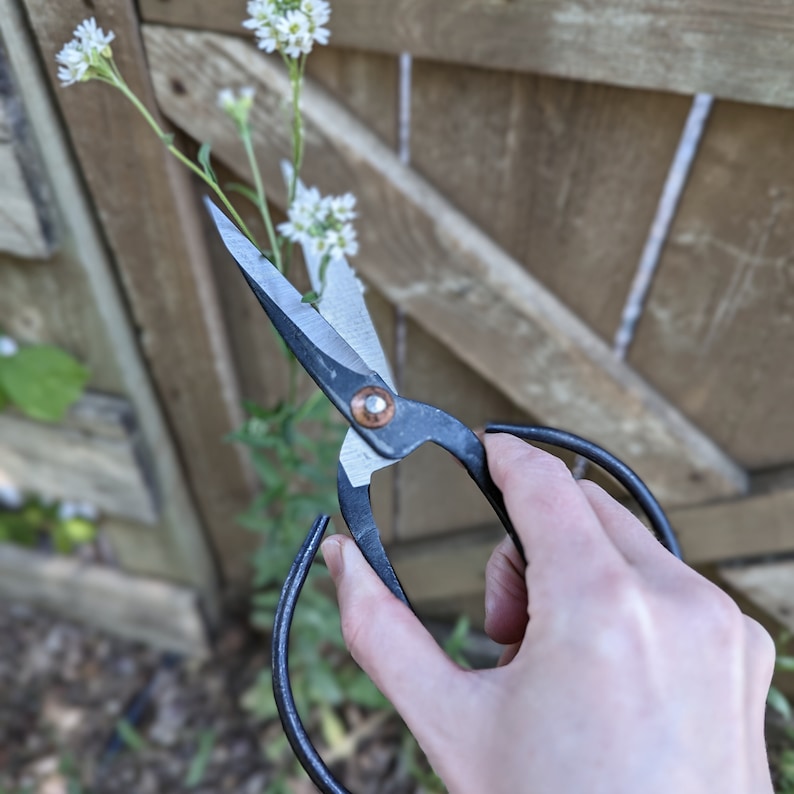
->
[283, 166, 396, 392]
[206, 200, 381, 404]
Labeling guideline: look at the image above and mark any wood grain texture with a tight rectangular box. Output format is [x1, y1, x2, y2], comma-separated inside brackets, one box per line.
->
[0, 0, 219, 605]
[400, 62, 689, 536]
[22, 0, 256, 581]
[0, 100, 53, 259]
[139, 0, 794, 109]
[0, 544, 209, 656]
[397, 319, 530, 540]
[719, 560, 794, 633]
[0, 38, 57, 259]
[629, 101, 794, 469]
[391, 485, 794, 606]
[144, 26, 746, 506]
[410, 60, 691, 341]
[0, 393, 158, 524]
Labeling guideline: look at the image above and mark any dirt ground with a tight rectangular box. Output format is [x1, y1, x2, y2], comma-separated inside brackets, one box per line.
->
[1, 599, 792, 794]
[0, 600, 417, 794]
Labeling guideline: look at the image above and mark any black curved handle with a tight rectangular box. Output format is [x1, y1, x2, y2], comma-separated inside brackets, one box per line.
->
[485, 424, 682, 559]
[337, 465, 410, 606]
[272, 515, 353, 794]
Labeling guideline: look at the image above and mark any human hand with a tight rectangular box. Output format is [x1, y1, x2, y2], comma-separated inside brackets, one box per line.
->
[320, 433, 775, 794]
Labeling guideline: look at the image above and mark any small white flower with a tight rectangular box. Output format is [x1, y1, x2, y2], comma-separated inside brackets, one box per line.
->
[244, 0, 330, 56]
[301, 0, 331, 28]
[217, 88, 235, 109]
[328, 193, 357, 223]
[326, 223, 359, 260]
[55, 17, 116, 87]
[0, 335, 19, 357]
[74, 17, 115, 53]
[217, 86, 256, 127]
[281, 185, 360, 262]
[55, 40, 90, 86]
[276, 10, 313, 58]
[0, 483, 23, 510]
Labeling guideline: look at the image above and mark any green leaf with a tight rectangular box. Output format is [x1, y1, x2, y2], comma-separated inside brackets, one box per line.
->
[197, 142, 216, 183]
[59, 517, 97, 545]
[115, 718, 148, 752]
[342, 671, 389, 710]
[0, 383, 8, 412]
[301, 290, 320, 304]
[443, 615, 471, 667]
[0, 346, 88, 421]
[776, 655, 794, 672]
[319, 705, 347, 751]
[184, 729, 215, 788]
[768, 685, 792, 720]
[226, 182, 260, 207]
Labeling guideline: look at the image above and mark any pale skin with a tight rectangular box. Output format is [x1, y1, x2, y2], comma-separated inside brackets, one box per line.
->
[321, 434, 776, 794]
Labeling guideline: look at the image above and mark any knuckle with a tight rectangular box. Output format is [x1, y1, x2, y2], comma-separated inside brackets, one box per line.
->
[689, 584, 745, 641]
[743, 616, 776, 668]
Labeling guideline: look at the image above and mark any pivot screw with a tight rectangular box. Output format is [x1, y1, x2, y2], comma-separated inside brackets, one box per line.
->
[351, 386, 395, 429]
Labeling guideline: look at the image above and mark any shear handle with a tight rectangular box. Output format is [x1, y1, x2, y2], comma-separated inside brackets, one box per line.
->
[337, 465, 410, 606]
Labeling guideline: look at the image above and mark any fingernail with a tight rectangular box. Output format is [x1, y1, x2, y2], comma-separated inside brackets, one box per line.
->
[321, 536, 345, 582]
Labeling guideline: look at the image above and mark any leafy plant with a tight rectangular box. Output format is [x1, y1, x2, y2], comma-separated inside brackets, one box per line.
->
[233, 391, 393, 783]
[0, 494, 97, 553]
[0, 337, 89, 422]
[769, 633, 794, 722]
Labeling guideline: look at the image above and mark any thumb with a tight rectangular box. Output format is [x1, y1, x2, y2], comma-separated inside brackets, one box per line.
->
[321, 534, 467, 740]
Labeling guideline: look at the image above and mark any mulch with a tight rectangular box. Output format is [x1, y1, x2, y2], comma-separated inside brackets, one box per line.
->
[0, 601, 418, 794]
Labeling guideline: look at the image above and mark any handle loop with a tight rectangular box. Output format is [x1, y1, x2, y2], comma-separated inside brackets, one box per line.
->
[272, 427, 683, 793]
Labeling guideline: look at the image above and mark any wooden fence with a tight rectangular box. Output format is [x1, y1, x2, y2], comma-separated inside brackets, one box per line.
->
[1, 0, 794, 648]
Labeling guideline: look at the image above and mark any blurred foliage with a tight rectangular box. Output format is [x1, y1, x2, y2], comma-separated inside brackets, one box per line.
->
[0, 343, 89, 422]
[0, 494, 97, 553]
[232, 389, 464, 791]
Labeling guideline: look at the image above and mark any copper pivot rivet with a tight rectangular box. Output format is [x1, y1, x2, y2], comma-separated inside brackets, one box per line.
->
[350, 386, 395, 429]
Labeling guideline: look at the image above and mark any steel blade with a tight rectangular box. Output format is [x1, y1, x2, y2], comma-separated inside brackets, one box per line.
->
[206, 200, 385, 411]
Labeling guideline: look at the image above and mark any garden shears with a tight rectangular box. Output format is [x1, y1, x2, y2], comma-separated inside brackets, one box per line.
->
[206, 200, 682, 794]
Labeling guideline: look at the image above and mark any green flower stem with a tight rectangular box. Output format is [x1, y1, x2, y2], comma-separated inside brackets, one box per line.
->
[240, 124, 282, 271]
[285, 54, 307, 207]
[106, 68, 259, 249]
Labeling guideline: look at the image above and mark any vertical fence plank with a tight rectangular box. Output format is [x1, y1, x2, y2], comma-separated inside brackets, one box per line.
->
[22, 0, 257, 582]
[628, 101, 794, 469]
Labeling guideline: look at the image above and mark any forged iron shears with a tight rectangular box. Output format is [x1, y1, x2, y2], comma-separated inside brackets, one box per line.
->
[206, 199, 682, 794]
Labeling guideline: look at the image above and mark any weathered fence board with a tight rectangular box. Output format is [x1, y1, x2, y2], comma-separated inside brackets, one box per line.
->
[0, 392, 158, 524]
[0, 0, 219, 606]
[0, 544, 209, 656]
[139, 0, 794, 109]
[720, 560, 794, 634]
[398, 319, 530, 540]
[23, 0, 257, 581]
[629, 100, 794, 469]
[0, 62, 56, 259]
[143, 26, 746, 506]
[410, 60, 692, 342]
[399, 61, 691, 536]
[393, 484, 794, 607]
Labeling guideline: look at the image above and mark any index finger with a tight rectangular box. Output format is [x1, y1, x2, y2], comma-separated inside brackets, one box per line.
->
[483, 433, 627, 599]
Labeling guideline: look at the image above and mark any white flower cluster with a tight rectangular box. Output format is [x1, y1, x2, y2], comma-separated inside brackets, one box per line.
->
[243, 0, 331, 58]
[55, 17, 115, 87]
[279, 185, 359, 261]
[0, 335, 19, 358]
